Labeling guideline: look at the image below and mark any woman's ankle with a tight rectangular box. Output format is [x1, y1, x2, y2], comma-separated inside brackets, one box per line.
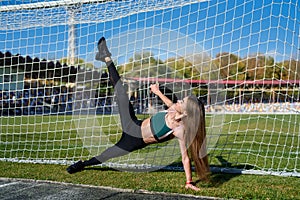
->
[83, 157, 101, 166]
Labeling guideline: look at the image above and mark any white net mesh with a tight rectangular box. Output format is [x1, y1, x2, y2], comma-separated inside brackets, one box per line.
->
[0, 0, 299, 176]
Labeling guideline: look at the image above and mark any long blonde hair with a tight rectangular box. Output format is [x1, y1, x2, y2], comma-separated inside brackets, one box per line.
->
[182, 96, 210, 181]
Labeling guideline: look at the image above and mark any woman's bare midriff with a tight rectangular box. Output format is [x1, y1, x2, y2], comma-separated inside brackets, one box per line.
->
[141, 118, 157, 144]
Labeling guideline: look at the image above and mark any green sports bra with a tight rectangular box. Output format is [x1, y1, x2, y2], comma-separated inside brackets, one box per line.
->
[150, 111, 173, 141]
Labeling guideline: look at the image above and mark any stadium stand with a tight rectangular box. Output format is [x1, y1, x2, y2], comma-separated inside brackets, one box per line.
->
[0, 51, 111, 116]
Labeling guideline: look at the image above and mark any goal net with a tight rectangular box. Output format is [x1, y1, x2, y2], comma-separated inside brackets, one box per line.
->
[0, 0, 299, 176]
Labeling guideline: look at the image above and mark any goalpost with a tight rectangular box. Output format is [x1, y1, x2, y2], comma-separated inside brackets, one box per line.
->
[0, 0, 299, 177]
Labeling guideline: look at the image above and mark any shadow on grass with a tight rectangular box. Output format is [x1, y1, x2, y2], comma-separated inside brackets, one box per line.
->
[160, 156, 255, 188]
[79, 156, 255, 188]
[208, 156, 255, 187]
[84, 166, 118, 172]
[207, 173, 239, 187]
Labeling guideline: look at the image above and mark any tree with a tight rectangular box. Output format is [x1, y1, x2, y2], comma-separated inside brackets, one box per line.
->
[214, 52, 246, 80]
[244, 53, 274, 80]
[280, 59, 300, 80]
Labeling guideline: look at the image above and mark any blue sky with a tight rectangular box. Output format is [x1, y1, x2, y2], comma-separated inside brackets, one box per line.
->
[0, 0, 299, 66]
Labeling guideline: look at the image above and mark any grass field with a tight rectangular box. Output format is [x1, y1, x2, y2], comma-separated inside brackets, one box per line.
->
[0, 161, 299, 199]
[0, 114, 299, 199]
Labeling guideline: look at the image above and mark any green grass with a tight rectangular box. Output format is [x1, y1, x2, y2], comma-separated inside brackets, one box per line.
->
[0, 161, 299, 199]
[0, 114, 300, 199]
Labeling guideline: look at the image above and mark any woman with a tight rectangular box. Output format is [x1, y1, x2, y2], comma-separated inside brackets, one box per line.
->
[67, 37, 210, 191]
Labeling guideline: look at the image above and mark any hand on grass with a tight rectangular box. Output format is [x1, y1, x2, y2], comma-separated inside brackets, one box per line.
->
[185, 183, 200, 191]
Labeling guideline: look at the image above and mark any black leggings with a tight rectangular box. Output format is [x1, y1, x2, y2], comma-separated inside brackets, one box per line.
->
[87, 62, 147, 165]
